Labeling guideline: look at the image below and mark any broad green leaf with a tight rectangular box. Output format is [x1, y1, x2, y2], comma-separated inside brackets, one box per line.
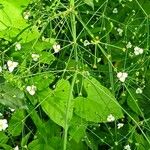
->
[28, 139, 54, 150]
[0, 83, 26, 109]
[69, 115, 87, 143]
[84, 0, 94, 9]
[0, 26, 39, 42]
[40, 51, 55, 64]
[21, 132, 31, 148]
[0, 0, 29, 30]
[28, 73, 54, 91]
[127, 90, 141, 115]
[0, 1, 39, 42]
[74, 77, 123, 122]
[8, 109, 25, 136]
[38, 79, 73, 128]
[0, 132, 8, 144]
[49, 137, 63, 150]
[0, 144, 12, 150]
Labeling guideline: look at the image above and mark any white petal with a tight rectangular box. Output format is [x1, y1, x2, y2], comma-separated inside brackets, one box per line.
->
[29, 90, 35, 95]
[26, 86, 32, 92]
[8, 66, 15, 72]
[119, 77, 126, 82]
[14, 146, 19, 150]
[15, 43, 21, 50]
[117, 72, 123, 78]
[7, 60, 13, 67]
[123, 72, 128, 78]
[0, 66, 2, 72]
[13, 62, 18, 68]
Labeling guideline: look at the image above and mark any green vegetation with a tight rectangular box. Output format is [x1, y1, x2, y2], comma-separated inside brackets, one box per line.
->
[0, 0, 150, 149]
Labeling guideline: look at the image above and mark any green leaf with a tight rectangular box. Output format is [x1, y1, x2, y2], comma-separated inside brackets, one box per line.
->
[38, 79, 73, 128]
[84, 0, 94, 9]
[0, 0, 29, 30]
[8, 109, 25, 136]
[0, 83, 26, 109]
[74, 76, 123, 122]
[127, 90, 141, 115]
[0, 132, 8, 144]
[29, 73, 54, 91]
[69, 115, 87, 143]
[40, 51, 55, 64]
[21, 132, 31, 148]
[0, 144, 12, 150]
[28, 139, 54, 150]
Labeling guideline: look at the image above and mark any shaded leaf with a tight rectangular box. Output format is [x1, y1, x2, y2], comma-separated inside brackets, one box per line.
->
[74, 76, 123, 122]
[38, 79, 73, 128]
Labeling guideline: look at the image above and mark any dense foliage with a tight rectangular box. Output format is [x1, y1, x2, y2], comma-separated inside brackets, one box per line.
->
[0, 0, 150, 149]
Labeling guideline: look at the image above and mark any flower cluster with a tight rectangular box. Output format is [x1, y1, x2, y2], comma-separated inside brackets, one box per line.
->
[31, 54, 40, 61]
[0, 119, 8, 131]
[26, 85, 37, 95]
[117, 72, 128, 82]
[7, 60, 18, 73]
[107, 114, 115, 122]
[134, 46, 143, 55]
[53, 43, 61, 53]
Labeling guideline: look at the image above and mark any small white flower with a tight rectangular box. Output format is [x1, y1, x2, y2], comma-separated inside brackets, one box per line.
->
[117, 123, 124, 129]
[126, 42, 132, 49]
[117, 28, 123, 36]
[53, 43, 61, 53]
[0, 113, 3, 117]
[83, 40, 90, 46]
[7, 60, 18, 73]
[15, 43, 21, 51]
[107, 114, 115, 122]
[31, 54, 40, 61]
[124, 144, 131, 150]
[14, 146, 19, 150]
[0, 66, 2, 73]
[134, 46, 143, 55]
[9, 107, 15, 112]
[23, 11, 30, 20]
[136, 88, 142, 94]
[26, 85, 37, 96]
[0, 119, 8, 131]
[113, 8, 118, 14]
[117, 72, 128, 82]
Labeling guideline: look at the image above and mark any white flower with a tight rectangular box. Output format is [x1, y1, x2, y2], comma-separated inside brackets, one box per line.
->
[124, 144, 131, 150]
[15, 43, 21, 51]
[0, 119, 8, 131]
[117, 123, 124, 129]
[14, 146, 19, 150]
[0, 113, 3, 117]
[83, 40, 90, 46]
[0, 66, 2, 73]
[134, 46, 143, 55]
[23, 11, 30, 20]
[113, 8, 118, 14]
[117, 72, 128, 82]
[26, 85, 37, 95]
[53, 43, 61, 53]
[9, 107, 15, 112]
[107, 114, 115, 122]
[126, 42, 132, 49]
[7, 60, 18, 73]
[31, 54, 40, 61]
[136, 88, 142, 94]
[117, 28, 123, 36]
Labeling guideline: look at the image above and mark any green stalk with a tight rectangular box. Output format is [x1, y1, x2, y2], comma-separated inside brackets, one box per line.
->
[106, 34, 115, 95]
[63, 0, 77, 150]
